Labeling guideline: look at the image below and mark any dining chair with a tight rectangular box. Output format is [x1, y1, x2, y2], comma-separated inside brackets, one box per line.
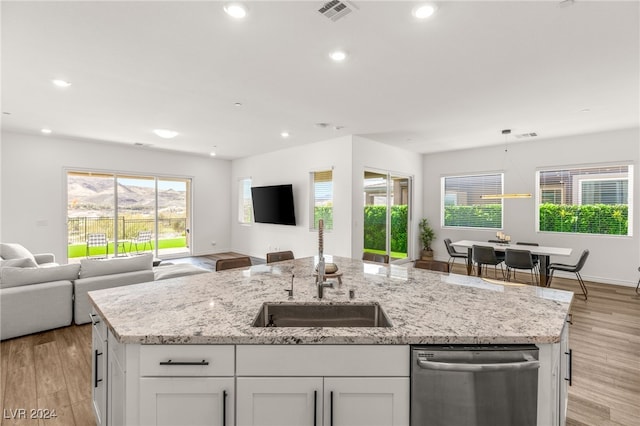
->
[487, 240, 506, 262]
[443, 238, 467, 270]
[215, 256, 252, 271]
[505, 248, 538, 286]
[266, 250, 294, 264]
[516, 242, 540, 271]
[129, 230, 153, 253]
[414, 259, 450, 273]
[362, 252, 390, 264]
[472, 245, 504, 279]
[86, 233, 109, 258]
[547, 250, 590, 299]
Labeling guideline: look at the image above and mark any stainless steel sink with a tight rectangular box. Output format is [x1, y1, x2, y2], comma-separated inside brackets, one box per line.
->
[252, 302, 392, 328]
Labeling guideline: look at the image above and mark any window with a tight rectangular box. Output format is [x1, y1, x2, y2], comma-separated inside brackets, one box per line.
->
[238, 178, 252, 224]
[537, 164, 632, 235]
[310, 170, 333, 230]
[442, 173, 503, 229]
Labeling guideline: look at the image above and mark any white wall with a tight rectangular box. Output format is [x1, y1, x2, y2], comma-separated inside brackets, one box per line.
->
[231, 136, 354, 258]
[351, 136, 424, 260]
[423, 127, 640, 286]
[0, 131, 231, 261]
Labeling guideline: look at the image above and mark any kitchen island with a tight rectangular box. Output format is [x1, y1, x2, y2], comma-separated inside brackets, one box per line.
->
[89, 256, 573, 426]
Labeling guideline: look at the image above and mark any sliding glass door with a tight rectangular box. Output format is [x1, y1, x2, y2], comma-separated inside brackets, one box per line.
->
[363, 170, 412, 263]
[66, 171, 191, 260]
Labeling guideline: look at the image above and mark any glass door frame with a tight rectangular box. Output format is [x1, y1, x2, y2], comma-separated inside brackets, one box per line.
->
[65, 169, 193, 262]
[363, 168, 413, 264]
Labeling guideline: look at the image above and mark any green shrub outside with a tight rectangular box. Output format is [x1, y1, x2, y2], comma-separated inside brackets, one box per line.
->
[444, 205, 502, 228]
[539, 203, 628, 235]
[313, 206, 333, 229]
[363, 205, 408, 253]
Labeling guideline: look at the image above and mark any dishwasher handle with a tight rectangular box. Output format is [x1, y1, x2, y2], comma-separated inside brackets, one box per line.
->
[417, 358, 540, 372]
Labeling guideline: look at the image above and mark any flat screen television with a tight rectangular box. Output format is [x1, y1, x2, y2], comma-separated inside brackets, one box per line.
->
[251, 184, 296, 226]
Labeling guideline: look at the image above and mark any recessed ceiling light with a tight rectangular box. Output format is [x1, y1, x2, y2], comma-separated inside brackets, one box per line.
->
[153, 129, 178, 139]
[3, 112, 11, 115]
[329, 50, 348, 62]
[52, 79, 72, 88]
[224, 3, 248, 19]
[281, 131, 290, 138]
[412, 4, 437, 19]
[41, 128, 52, 134]
[210, 151, 217, 157]
[234, 102, 243, 107]
[580, 108, 591, 113]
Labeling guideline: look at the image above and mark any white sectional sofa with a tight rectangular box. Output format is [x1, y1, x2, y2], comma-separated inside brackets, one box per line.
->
[1, 243, 209, 340]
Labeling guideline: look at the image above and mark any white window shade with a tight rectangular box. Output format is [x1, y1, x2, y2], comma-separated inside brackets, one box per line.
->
[310, 170, 333, 230]
[442, 173, 503, 229]
[537, 164, 632, 236]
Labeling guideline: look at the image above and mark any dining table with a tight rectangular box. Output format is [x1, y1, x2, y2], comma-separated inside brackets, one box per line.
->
[450, 240, 573, 286]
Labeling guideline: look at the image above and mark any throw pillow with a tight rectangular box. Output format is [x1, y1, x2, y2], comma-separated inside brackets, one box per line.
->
[0, 243, 36, 262]
[0, 257, 38, 268]
[0, 263, 80, 289]
[79, 253, 153, 279]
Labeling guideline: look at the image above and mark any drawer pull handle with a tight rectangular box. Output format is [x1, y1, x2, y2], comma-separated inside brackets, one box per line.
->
[159, 359, 210, 366]
[94, 350, 103, 388]
[89, 313, 100, 325]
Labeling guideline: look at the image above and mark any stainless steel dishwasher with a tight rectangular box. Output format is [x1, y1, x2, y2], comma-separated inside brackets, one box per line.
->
[411, 344, 540, 426]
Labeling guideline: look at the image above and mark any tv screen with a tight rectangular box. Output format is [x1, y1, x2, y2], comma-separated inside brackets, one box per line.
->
[251, 184, 296, 226]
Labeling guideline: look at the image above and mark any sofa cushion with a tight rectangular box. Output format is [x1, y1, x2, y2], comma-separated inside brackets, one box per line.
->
[0, 243, 36, 262]
[0, 257, 38, 268]
[79, 253, 153, 279]
[0, 264, 80, 289]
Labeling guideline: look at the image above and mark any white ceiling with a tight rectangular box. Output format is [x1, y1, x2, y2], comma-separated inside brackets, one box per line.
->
[2, 1, 638, 160]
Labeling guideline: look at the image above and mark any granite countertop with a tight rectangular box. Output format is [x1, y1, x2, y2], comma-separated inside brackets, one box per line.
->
[88, 256, 573, 345]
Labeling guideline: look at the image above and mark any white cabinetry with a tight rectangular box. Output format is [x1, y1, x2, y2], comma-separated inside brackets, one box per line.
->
[137, 345, 235, 426]
[90, 311, 107, 426]
[235, 345, 410, 426]
[236, 377, 322, 425]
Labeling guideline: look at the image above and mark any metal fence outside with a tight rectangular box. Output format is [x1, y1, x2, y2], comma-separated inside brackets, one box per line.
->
[67, 217, 187, 245]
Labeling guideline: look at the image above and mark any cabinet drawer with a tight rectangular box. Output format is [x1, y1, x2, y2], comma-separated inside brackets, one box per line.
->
[140, 345, 234, 377]
[90, 309, 106, 342]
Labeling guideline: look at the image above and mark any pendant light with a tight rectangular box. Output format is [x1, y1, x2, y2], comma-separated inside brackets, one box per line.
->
[480, 129, 532, 200]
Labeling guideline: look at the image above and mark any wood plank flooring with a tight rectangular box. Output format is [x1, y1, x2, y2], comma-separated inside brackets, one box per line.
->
[1, 260, 638, 425]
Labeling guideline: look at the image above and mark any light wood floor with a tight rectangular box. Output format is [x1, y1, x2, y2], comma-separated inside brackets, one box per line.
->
[1, 264, 638, 426]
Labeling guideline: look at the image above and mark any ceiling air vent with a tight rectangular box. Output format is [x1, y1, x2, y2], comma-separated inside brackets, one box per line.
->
[514, 132, 538, 139]
[318, 1, 358, 22]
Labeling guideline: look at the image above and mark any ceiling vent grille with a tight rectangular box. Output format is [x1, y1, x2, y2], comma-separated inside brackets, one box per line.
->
[514, 132, 538, 139]
[318, 1, 358, 22]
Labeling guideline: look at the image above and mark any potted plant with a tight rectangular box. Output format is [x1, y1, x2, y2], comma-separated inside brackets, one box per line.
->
[419, 218, 436, 259]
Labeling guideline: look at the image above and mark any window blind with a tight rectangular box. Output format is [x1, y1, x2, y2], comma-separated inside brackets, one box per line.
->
[538, 164, 631, 235]
[442, 173, 503, 229]
[310, 170, 333, 230]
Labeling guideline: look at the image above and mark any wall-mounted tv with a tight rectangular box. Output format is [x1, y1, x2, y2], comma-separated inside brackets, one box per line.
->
[251, 184, 296, 226]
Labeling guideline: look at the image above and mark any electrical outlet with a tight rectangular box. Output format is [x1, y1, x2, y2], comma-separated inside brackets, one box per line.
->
[211, 241, 216, 246]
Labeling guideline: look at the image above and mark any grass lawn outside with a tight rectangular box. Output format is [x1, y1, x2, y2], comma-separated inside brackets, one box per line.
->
[69, 237, 187, 258]
[363, 248, 408, 260]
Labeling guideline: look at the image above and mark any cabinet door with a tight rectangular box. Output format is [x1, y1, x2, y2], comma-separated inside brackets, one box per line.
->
[559, 321, 570, 425]
[92, 326, 107, 426]
[107, 349, 125, 426]
[139, 377, 233, 426]
[324, 377, 409, 426]
[236, 377, 322, 426]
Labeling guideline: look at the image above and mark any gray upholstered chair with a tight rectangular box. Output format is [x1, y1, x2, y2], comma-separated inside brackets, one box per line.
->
[505, 248, 538, 286]
[266, 250, 294, 264]
[362, 252, 389, 263]
[472, 245, 504, 279]
[215, 256, 252, 271]
[443, 238, 467, 270]
[548, 250, 590, 299]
